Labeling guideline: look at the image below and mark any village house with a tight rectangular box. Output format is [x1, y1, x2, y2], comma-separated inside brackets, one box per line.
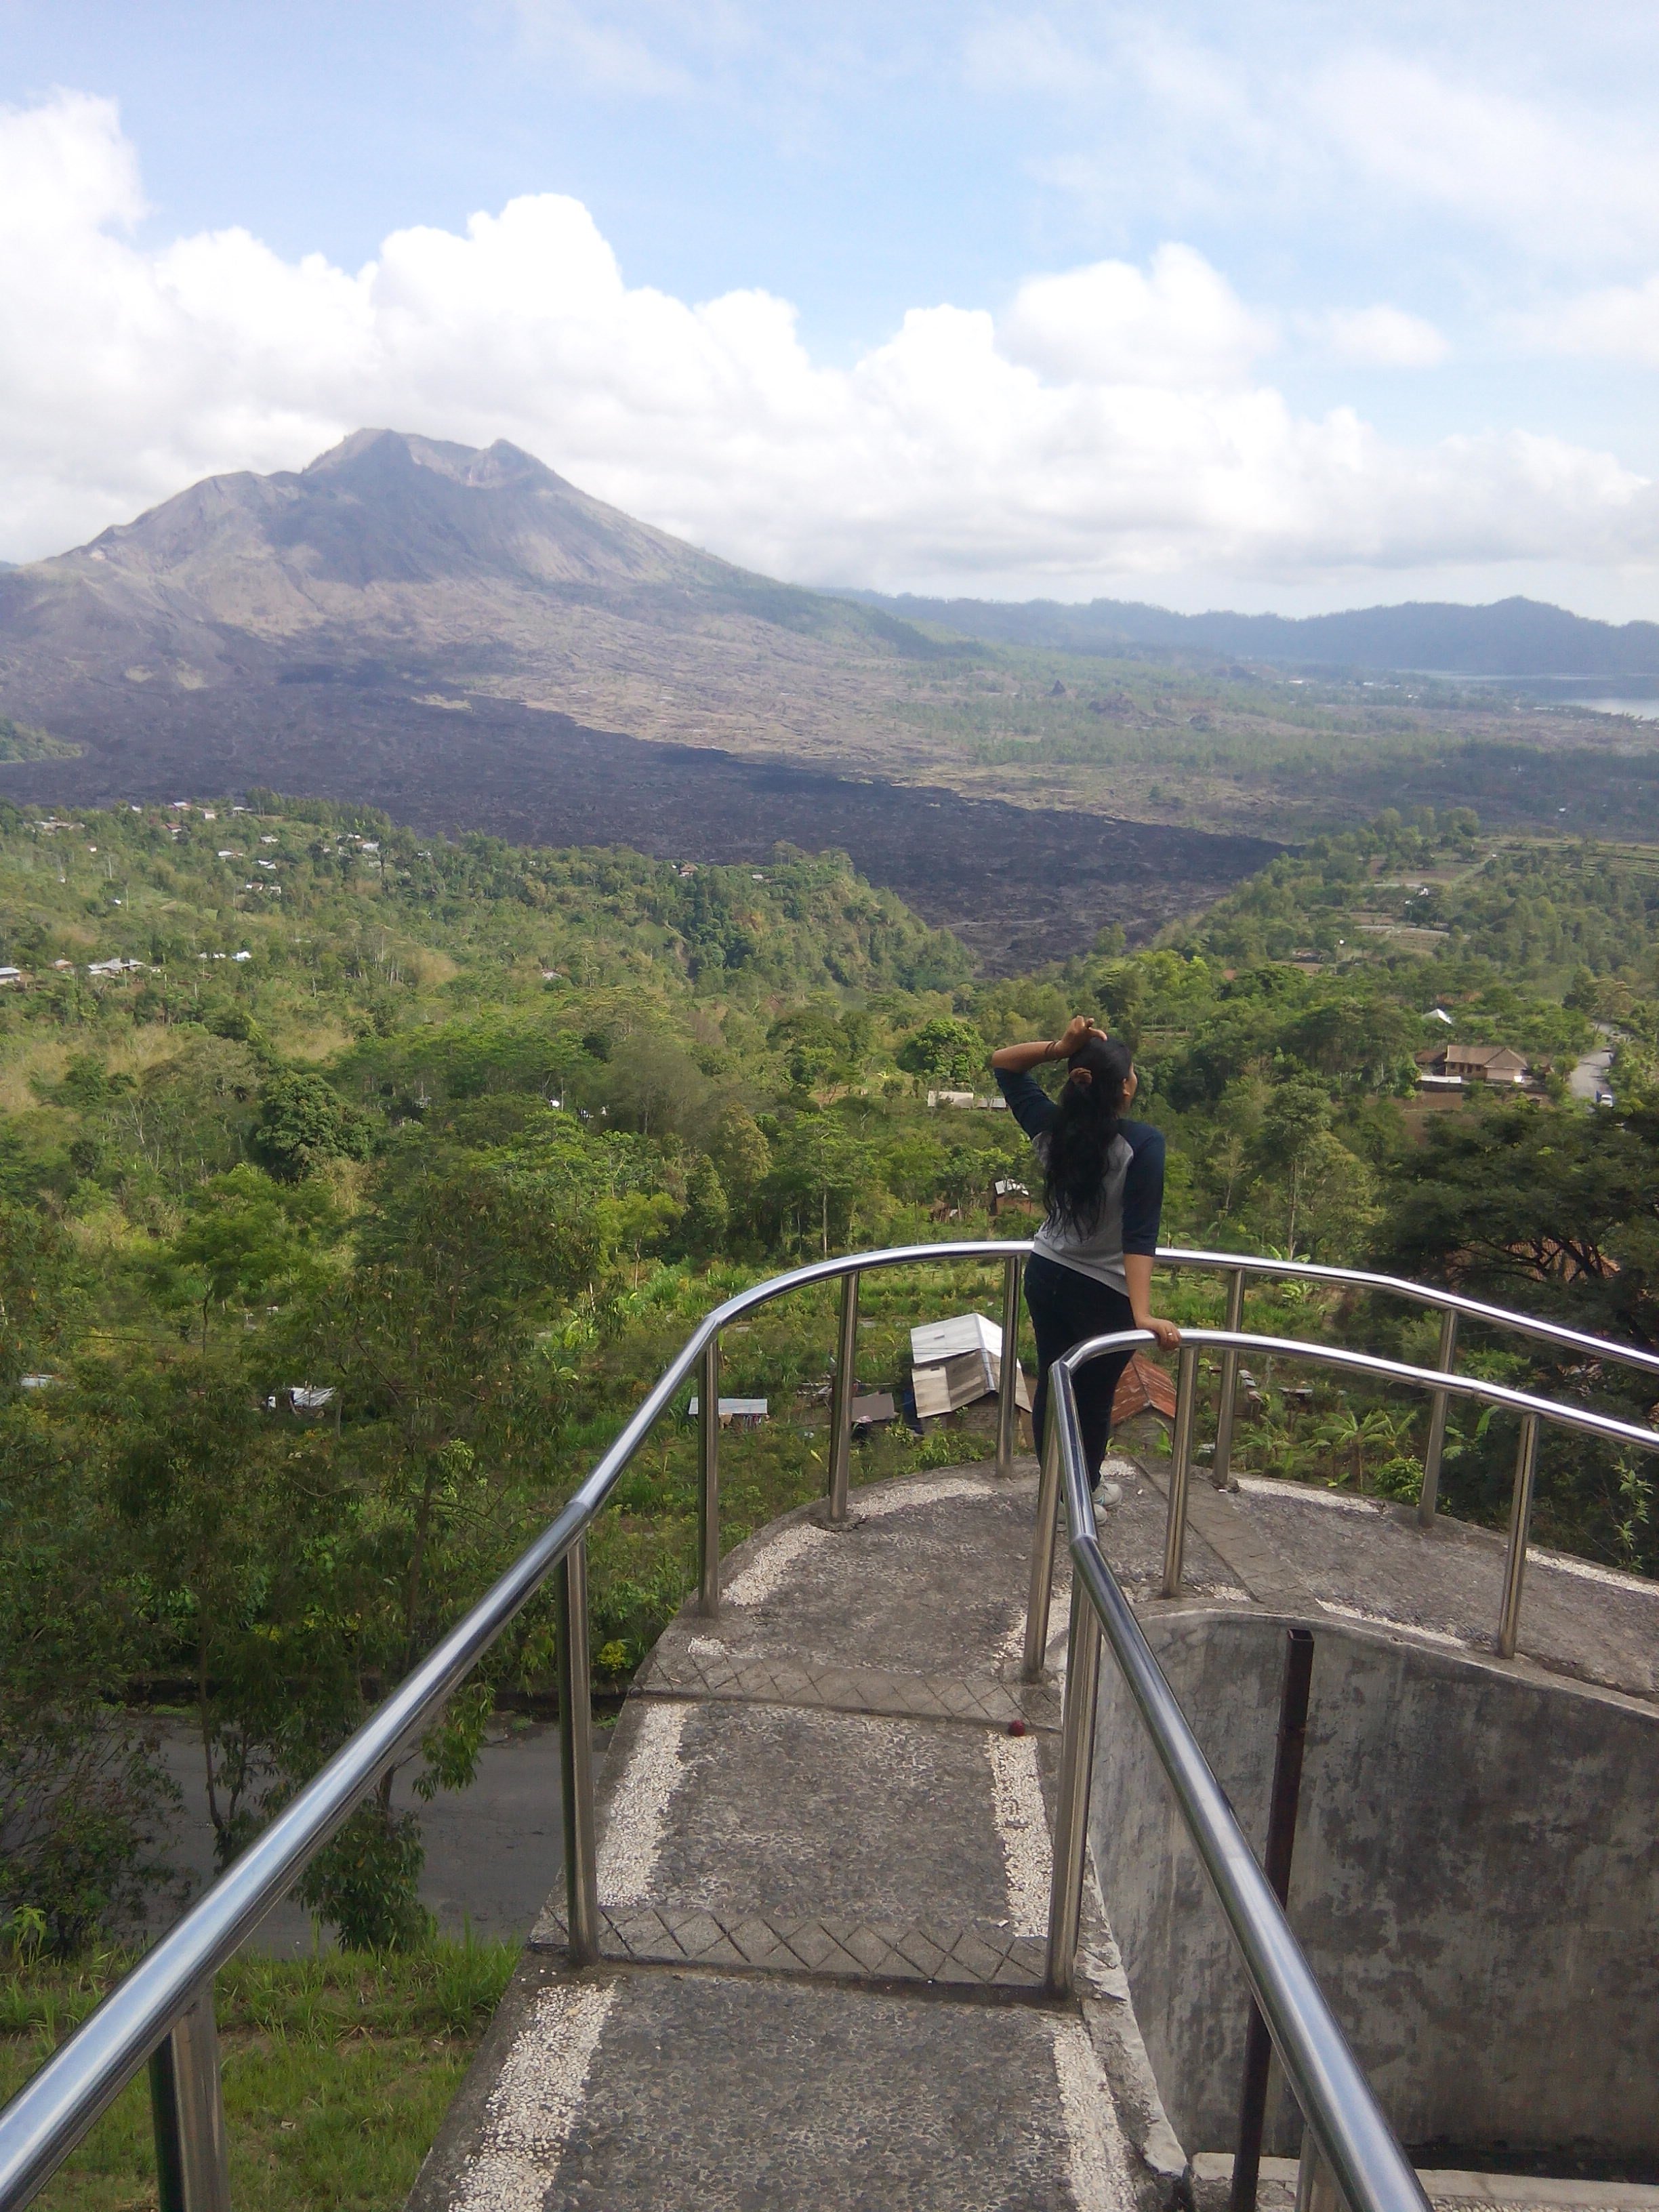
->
[1417, 1042, 1530, 1086]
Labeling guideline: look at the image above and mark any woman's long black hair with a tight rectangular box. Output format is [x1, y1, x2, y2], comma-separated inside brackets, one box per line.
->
[1042, 1033, 1134, 1236]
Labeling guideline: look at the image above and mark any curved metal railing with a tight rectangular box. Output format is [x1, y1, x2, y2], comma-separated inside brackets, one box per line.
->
[1024, 1325, 1659, 1687]
[3, 1237, 1655, 2212]
[1041, 1339, 1434, 2212]
[1157, 1245, 1659, 1519]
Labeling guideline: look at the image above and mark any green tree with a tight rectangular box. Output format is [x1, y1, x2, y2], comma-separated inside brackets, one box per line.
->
[253, 1069, 376, 1181]
[1251, 1078, 1337, 1258]
[882, 1131, 949, 1206]
[769, 1002, 868, 1090]
[706, 1105, 773, 1240]
[159, 1166, 336, 1344]
[760, 1115, 874, 1253]
[1372, 1101, 1659, 1348]
[680, 1155, 730, 1256]
[0, 1197, 82, 1393]
[896, 1017, 987, 1089]
[0, 1392, 178, 1949]
[102, 1348, 359, 1876]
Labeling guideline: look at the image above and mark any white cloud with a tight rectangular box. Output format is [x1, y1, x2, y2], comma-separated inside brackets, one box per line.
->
[968, 15, 1659, 272]
[504, 0, 701, 96]
[1317, 306, 1448, 369]
[1000, 246, 1275, 388]
[1313, 54, 1659, 264]
[1519, 276, 1659, 368]
[0, 90, 1656, 600]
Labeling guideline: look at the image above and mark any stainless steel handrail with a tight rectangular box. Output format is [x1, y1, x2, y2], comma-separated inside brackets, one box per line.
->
[0, 1240, 1028, 2212]
[1160, 1245, 1659, 1374]
[1023, 1326, 1659, 1684]
[1155, 1245, 1659, 1516]
[5, 1235, 1654, 2211]
[1042, 1347, 1434, 2212]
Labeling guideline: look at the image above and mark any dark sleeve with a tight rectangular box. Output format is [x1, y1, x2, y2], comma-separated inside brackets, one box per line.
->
[995, 1066, 1059, 1139]
[1120, 1125, 1166, 1254]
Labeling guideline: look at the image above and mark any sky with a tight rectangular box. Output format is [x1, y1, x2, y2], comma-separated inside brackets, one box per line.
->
[2, 1, 1659, 617]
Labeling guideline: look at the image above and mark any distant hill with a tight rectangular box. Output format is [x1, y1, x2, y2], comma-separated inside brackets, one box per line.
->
[843, 590, 1659, 678]
[0, 428, 956, 750]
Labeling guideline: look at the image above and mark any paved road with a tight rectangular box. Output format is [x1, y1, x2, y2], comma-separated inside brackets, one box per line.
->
[144, 1719, 588, 1954]
[1570, 1022, 1618, 1103]
[1569, 1043, 1614, 1101]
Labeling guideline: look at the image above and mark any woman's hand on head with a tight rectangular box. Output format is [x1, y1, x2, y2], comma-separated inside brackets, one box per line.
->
[1057, 1015, 1102, 1057]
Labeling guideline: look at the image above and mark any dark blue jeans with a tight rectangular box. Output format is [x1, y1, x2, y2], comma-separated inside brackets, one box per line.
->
[1024, 1254, 1137, 1486]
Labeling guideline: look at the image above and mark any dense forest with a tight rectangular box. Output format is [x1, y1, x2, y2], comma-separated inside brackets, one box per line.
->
[5, 792, 1658, 1960]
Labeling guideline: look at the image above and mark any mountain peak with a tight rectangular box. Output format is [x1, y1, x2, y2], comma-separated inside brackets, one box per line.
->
[28, 429, 733, 604]
[301, 427, 567, 496]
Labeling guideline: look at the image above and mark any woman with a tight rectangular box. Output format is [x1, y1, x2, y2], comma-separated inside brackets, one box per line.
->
[992, 1016, 1179, 1502]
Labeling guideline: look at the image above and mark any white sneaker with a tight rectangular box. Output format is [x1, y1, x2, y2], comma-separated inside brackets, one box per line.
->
[1092, 1481, 1123, 1517]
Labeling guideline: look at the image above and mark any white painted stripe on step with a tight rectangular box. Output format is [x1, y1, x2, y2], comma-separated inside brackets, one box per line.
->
[985, 1728, 1051, 1938]
[1530, 1546, 1659, 1598]
[1319, 1600, 1470, 1651]
[724, 1521, 827, 1607]
[1050, 2015, 1137, 2212]
[455, 1980, 615, 2211]
[598, 1700, 690, 1905]
[858, 1473, 996, 1519]
[1237, 1477, 1382, 1516]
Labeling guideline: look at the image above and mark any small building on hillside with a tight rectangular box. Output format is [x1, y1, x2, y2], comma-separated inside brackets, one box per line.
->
[1417, 1043, 1530, 1087]
[687, 1396, 769, 1428]
[1444, 1043, 1529, 1084]
[990, 1178, 1036, 1218]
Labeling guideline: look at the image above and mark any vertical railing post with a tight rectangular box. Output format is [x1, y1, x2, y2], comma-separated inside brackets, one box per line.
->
[825, 1269, 859, 1525]
[996, 1252, 1023, 1479]
[1023, 1385, 1065, 1681]
[1496, 1413, 1540, 1660]
[1231, 1629, 1315, 2212]
[556, 1536, 600, 1965]
[698, 1334, 720, 1617]
[1044, 1543, 1104, 1996]
[1212, 1267, 1246, 1490]
[1161, 1342, 1201, 1599]
[148, 1982, 230, 2212]
[1295, 2133, 1342, 2212]
[1418, 1307, 1459, 1527]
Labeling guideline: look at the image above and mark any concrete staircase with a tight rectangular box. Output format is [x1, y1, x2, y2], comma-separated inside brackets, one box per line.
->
[407, 1461, 1176, 2212]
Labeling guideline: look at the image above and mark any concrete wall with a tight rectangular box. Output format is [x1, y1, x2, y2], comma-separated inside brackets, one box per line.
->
[1088, 1609, 1659, 2163]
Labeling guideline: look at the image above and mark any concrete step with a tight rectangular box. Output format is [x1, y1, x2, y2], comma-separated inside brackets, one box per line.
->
[414, 1954, 1138, 2212]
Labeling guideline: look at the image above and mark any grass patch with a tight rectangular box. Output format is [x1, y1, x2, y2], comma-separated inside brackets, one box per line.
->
[0, 1939, 517, 2211]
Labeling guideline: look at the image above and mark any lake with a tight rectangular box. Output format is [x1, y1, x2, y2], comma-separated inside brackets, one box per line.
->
[1566, 697, 1659, 721]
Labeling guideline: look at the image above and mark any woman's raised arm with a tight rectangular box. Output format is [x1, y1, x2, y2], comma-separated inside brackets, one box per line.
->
[990, 1015, 1102, 1072]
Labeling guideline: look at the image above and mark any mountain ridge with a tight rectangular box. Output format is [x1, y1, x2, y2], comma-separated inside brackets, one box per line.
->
[840, 588, 1659, 678]
[1, 430, 1652, 881]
